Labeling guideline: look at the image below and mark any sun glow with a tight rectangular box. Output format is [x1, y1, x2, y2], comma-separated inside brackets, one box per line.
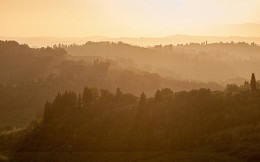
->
[0, 0, 260, 37]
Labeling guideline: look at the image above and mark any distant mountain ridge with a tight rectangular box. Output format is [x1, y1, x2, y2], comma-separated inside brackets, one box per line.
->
[1, 35, 260, 47]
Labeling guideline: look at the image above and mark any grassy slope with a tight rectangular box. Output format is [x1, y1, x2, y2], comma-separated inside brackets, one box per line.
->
[0, 150, 243, 162]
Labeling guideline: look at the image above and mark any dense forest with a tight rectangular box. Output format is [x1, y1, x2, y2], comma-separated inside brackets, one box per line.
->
[1, 41, 260, 161]
[0, 41, 222, 128]
[2, 0, 260, 161]
[1, 75, 260, 161]
[64, 41, 260, 83]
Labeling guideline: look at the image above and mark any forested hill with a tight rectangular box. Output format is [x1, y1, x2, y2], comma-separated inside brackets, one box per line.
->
[64, 41, 260, 82]
[1, 40, 260, 161]
[0, 40, 222, 128]
[2, 85, 260, 161]
[0, 40, 222, 93]
[0, 40, 67, 84]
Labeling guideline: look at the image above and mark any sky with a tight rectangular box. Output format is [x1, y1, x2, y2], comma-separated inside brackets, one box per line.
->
[0, 0, 260, 37]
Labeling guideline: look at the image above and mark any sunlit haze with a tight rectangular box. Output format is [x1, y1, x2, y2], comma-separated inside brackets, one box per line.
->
[1, 0, 260, 37]
[2, 1, 260, 161]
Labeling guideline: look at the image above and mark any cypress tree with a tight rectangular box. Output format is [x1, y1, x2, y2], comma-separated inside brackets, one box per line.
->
[135, 92, 147, 122]
[251, 73, 256, 91]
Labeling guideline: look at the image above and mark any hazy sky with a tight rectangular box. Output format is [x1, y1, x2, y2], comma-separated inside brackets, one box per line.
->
[1, 0, 260, 37]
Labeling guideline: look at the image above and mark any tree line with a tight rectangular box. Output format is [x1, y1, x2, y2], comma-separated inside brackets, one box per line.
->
[12, 74, 260, 153]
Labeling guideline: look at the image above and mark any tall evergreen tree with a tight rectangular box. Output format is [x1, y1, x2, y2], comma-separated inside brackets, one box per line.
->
[135, 92, 147, 124]
[251, 73, 256, 91]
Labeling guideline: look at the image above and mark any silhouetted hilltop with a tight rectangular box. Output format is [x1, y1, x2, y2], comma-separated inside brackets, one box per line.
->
[2, 34, 260, 47]
[1, 85, 260, 161]
[64, 41, 260, 82]
[0, 41, 222, 128]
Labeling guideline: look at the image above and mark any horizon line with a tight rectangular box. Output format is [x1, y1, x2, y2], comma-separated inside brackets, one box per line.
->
[1, 34, 260, 39]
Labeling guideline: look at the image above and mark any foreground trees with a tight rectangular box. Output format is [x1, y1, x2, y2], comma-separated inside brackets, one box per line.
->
[0, 41, 225, 129]
[14, 84, 260, 152]
[251, 73, 257, 91]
